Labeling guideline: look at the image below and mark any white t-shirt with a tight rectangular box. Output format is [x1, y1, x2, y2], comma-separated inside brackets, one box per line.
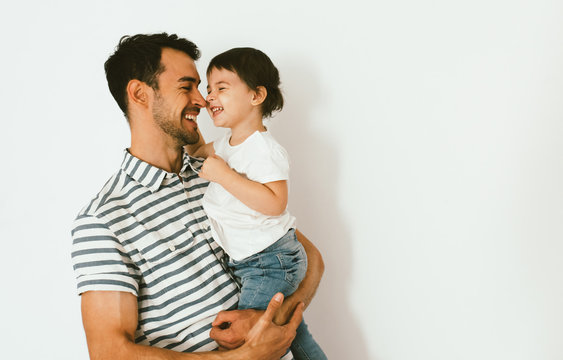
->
[202, 130, 296, 261]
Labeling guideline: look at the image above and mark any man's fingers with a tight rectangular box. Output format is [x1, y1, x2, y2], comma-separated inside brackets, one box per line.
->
[286, 302, 304, 329]
[261, 293, 284, 324]
[210, 324, 232, 339]
[209, 327, 239, 347]
[212, 310, 235, 326]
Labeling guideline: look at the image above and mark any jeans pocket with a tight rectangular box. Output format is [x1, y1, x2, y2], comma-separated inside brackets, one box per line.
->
[275, 245, 307, 289]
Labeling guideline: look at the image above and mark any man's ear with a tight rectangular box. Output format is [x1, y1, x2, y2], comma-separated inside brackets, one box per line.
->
[126, 79, 151, 108]
[251, 86, 267, 106]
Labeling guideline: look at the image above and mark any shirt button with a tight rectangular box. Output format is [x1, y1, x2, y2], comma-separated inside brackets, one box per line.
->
[168, 244, 176, 252]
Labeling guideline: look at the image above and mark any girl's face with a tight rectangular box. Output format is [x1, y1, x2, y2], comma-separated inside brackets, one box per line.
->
[206, 67, 257, 130]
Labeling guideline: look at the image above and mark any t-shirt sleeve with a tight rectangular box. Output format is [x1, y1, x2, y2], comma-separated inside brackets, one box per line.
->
[213, 132, 229, 159]
[71, 214, 140, 296]
[246, 143, 290, 184]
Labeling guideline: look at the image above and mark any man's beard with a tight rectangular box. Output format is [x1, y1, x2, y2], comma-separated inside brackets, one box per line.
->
[152, 93, 199, 146]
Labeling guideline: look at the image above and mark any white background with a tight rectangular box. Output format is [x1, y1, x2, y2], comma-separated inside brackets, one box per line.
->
[1, 1, 562, 359]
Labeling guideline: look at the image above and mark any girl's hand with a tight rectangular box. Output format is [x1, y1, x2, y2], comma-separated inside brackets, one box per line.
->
[198, 154, 233, 184]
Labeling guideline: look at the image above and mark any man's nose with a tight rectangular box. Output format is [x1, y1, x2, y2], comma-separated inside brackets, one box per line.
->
[193, 89, 206, 108]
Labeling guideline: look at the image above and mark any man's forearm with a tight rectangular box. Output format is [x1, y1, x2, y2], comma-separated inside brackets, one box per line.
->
[274, 229, 324, 324]
[114, 343, 227, 360]
[82, 291, 235, 360]
[93, 330, 288, 360]
[112, 298, 297, 360]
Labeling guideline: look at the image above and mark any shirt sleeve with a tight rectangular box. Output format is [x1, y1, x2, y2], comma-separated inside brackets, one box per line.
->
[213, 132, 229, 159]
[245, 141, 290, 184]
[71, 214, 140, 296]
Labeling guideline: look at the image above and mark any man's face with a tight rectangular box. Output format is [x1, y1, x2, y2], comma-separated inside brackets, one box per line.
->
[151, 47, 206, 146]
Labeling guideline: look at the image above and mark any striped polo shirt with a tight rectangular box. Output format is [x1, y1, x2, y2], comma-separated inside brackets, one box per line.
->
[71, 150, 240, 352]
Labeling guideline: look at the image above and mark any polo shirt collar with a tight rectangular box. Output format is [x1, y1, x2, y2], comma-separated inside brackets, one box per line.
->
[121, 150, 203, 193]
[120, 150, 168, 193]
[183, 152, 204, 174]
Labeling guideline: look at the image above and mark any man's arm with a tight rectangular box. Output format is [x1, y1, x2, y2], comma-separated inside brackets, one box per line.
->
[210, 229, 324, 347]
[81, 291, 302, 360]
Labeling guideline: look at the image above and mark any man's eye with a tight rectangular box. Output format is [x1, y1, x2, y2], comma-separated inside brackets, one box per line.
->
[182, 86, 192, 91]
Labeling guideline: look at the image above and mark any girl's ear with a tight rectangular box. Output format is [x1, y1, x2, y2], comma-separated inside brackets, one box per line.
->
[251, 86, 267, 106]
[126, 79, 151, 108]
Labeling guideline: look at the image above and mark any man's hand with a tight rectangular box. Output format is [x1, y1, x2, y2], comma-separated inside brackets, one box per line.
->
[210, 308, 263, 350]
[231, 293, 304, 360]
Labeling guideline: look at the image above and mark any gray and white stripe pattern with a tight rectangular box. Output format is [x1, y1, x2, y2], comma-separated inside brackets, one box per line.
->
[71, 150, 240, 352]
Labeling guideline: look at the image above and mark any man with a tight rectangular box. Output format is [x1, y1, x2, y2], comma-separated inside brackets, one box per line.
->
[71, 33, 324, 359]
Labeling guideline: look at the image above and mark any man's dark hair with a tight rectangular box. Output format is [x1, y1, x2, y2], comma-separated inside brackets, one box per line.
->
[207, 47, 283, 118]
[104, 33, 200, 117]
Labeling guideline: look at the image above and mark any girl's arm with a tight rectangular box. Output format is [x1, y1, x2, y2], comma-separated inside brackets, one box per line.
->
[198, 155, 287, 216]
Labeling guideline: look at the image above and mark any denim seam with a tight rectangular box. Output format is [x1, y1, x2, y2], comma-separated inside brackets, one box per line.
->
[243, 267, 266, 308]
[292, 340, 312, 360]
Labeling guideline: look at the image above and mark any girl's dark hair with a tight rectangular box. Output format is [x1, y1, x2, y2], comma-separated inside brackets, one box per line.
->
[207, 47, 283, 118]
[104, 33, 200, 117]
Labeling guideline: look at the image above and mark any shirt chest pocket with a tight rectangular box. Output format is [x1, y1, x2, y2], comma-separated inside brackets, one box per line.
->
[134, 226, 195, 265]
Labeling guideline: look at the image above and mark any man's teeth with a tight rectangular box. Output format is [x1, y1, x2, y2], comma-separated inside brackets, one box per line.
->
[184, 114, 197, 121]
[212, 107, 223, 113]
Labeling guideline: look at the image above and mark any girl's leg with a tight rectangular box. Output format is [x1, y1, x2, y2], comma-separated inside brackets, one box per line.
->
[291, 320, 328, 360]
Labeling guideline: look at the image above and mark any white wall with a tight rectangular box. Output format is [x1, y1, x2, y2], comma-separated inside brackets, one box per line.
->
[1, 0, 562, 359]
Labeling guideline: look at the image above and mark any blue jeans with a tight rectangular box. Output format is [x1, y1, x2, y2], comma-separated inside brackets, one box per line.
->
[229, 229, 327, 360]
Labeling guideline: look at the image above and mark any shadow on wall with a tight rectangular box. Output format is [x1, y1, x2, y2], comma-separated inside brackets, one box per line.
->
[267, 58, 370, 359]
